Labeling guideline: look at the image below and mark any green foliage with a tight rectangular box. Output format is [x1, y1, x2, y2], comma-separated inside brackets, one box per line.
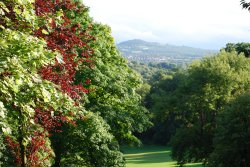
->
[148, 62, 178, 70]
[129, 61, 176, 84]
[0, 133, 14, 166]
[0, 28, 80, 166]
[147, 75, 181, 144]
[224, 42, 250, 57]
[75, 23, 151, 145]
[51, 112, 125, 167]
[208, 92, 250, 167]
[129, 61, 182, 145]
[0, 28, 78, 128]
[0, 0, 150, 166]
[32, 2, 126, 166]
[170, 51, 250, 165]
[0, 0, 37, 32]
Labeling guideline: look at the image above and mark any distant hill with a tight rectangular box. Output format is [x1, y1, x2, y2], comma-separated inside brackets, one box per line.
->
[117, 39, 218, 64]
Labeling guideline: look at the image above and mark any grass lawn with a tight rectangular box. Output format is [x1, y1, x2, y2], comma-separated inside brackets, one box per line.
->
[122, 145, 202, 167]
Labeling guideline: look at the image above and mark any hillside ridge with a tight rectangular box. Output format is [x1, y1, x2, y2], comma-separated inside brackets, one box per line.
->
[117, 39, 218, 64]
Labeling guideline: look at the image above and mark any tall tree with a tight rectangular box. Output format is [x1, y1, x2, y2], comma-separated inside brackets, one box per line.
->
[0, 27, 80, 167]
[1, 1, 125, 166]
[76, 23, 151, 144]
[33, 0, 127, 165]
[1, 0, 151, 166]
[170, 50, 250, 166]
[208, 92, 250, 167]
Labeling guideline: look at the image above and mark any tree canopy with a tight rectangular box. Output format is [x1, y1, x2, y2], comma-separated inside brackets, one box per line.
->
[209, 92, 250, 167]
[136, 50, 250, 166]
[0, 0, 150, 166]
[241, 0, 250, 11]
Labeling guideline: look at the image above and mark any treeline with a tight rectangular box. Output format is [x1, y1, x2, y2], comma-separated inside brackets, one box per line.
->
[130, 45, 250, 167]
[1, 1, 250, 167]
[0, 0, 150, 166]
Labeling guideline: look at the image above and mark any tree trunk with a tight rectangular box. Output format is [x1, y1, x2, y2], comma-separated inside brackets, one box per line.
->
[19, 136, 27, 167]
[53, 154, 61, 167]
[18, 108, 27, 167]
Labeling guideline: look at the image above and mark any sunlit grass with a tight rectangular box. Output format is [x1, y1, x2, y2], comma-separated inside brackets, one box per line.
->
[122, 145, 202, 167]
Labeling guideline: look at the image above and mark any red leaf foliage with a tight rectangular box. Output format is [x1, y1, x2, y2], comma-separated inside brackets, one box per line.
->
[34, 0, 94, 99]
[2, 1, 95, 166]
[5, 132, 54, 167]
[34, 108, 76, 133]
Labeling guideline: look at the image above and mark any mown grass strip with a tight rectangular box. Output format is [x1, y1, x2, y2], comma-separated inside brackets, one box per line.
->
[123, 145, 202, 167]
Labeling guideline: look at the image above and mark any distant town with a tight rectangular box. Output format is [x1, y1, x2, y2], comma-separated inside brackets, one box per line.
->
[117, 39, 218, 64]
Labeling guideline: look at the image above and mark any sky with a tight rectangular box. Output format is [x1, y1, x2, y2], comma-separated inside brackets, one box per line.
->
[83, 0, 250, 50]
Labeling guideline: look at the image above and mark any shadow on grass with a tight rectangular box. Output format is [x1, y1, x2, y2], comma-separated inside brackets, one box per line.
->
[123, 145, 202, 167]
[125, 151, 172, 164]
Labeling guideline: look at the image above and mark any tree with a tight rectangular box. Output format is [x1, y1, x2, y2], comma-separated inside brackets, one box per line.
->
[76, 23, 151, 145]
[208, 92, 250, 167]
[0, 1, 122, 166]
[50, 113, 125, 167]
[34, 0, 93, 99]
[33, 0, 126, 165]
[240, 0, 250, 11]
[224, 42, 250, 57]
[0, 0, 37, 33]
[139, 71, 181, 145]
[1, 0, 150, 166]
[0, 28, 80, 167]
[170, 51, 250, 166]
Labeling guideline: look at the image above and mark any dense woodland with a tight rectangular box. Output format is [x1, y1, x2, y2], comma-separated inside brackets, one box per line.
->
[0, 0, 249, 167]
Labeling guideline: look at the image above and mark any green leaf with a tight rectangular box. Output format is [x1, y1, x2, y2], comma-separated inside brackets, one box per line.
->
[0, 102, 6, 118]
[13, 6, 22, 15]
[2, 127, 11, 134]
[42, 29, 49, 35]
[42, 87, 51, 102]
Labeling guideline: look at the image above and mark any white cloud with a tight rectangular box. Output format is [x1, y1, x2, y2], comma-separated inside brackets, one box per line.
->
[111, 24, 159, 42]
[84, 0, 250, 49]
